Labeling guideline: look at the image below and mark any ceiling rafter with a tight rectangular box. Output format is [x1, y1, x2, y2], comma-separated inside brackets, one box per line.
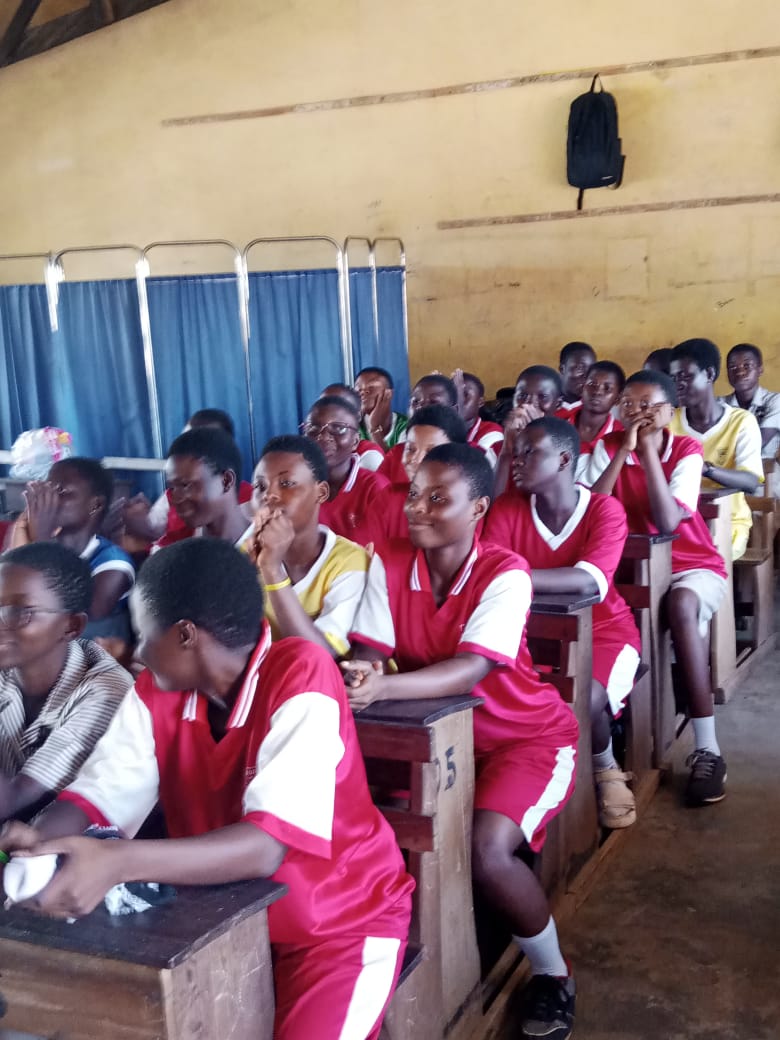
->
[0, 0, 43, 65]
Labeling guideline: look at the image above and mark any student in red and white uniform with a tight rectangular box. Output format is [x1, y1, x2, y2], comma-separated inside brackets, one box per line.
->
[377, 373, 460, 485]
[320, 384, 385, 472]
[562, 361, 625, 481]
[485, 417, 640, 829]
[301, 396, 388, 545]
[0, 539, 413, 1040]
[494, 366, 564, 498]
[459, 371, 504, 469]
[580, 370, 729, 807]
[364, 405, 468, 547]
[554, 341, 597, 417]
[346, 443, 579, 1040]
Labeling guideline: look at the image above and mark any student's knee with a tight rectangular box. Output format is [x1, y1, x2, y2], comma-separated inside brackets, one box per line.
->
[666, 586, 700, 627]
[590, 679, 608, 722]
[471, 811, 521, 885]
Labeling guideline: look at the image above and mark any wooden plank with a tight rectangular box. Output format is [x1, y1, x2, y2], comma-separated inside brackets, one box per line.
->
[700, 495, 737, 702]
[355, 721, 433, 763]
[0, 0, 42, 65]
[377, 806, 436, 853]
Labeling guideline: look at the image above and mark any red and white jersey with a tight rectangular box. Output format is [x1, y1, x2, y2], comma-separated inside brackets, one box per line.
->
[582, 431, 726, 578]
[554, 400, 581, 418]
[467, 417, 504, 469]
[562, 405, 623, 481]
[377, 443, 406, 486]
[318, 455, 389, 545]
[350, 539, 578, 753]
[355, 438, 385, 472]
[60, 628, 413, 946]
[484, 486, 640, 653]
[363, 482, 410, 547]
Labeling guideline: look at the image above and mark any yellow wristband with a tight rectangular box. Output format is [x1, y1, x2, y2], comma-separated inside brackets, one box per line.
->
[264, 577, 292, 592]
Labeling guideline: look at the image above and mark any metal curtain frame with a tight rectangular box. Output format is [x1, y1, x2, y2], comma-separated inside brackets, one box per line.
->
[142, 239, 255, 464]
[344, 236, 379, 358]
[243, 235, 353, 389]
[372, 237, 409, 366]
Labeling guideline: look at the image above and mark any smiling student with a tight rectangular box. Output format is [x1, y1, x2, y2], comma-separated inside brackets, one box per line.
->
[556, 342, 597, 413]
[347, 443, 579, 1040]
[0, 539, 412, 1040]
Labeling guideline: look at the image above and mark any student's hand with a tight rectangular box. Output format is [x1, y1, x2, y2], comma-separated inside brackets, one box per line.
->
[341, 659, 385, 710]
[502, 404, 543, 453]
[100, 498, 126, 542]
[451, 368, 466, 414]
[253, 508, 295, 576]
[0, 820, 40, 855]
[122, 493, 153, 540]
[12, 835, 123, 919]
[620, 416, 652, 454]
[366, 389, 393, 437]
[23, 481, 61, 541]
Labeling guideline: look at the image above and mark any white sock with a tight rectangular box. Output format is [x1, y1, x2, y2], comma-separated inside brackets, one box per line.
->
[691, 716, 721, 756]
[592, 739, 619, 772]
[514, 916, 568, 978]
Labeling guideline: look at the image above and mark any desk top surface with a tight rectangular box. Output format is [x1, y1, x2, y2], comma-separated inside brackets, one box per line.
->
[0, 878, 286, 969]
[531, 592, 599, 614]
[355, 693, 482, 727]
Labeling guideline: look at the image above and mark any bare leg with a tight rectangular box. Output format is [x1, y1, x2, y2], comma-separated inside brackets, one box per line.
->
[666, 587, 713, 718]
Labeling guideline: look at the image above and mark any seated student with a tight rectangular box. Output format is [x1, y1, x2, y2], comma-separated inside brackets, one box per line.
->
[320, 383, 384, 471]
[582, 370, 729, 805]
[123, 408, 253, 547]
[249, 436, 368, 657]
[378, 373, 460, 484]
[494, 365, 565, 497]
[564, 361, 625, 479]
[556, 341, 597, 415]
[0, 539, 413, 1040]
[459, 371, 504, 468]
[161, 428, 252, 550]
[0, 542, 131, 824]
[354, 366, 408, 451]
[11, 457, 136, 656]
[722, 343, 780, 469]
[643, 348, 673, 376]
[346, 443, 579, 1040]
[486, 418, 641, 829]
[668, 338, 763, 561]
[365, 405, 468, 545]
[301, 395, 388, 545]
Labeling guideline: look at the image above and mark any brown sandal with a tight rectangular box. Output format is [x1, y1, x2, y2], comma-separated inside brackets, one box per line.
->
[594, 768, 637, 829]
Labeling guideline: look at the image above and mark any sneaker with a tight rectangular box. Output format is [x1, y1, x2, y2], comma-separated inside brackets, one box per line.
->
[519, 973, 576, 1040]
[685, 749, 727, 805]
[594, 767, 637, 829]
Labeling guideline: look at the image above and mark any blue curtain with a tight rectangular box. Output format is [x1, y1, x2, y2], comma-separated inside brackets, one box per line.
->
[348, 266, 410, 411]
[0, 284, 55, 445]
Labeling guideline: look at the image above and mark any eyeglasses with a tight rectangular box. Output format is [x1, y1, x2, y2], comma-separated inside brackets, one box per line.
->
[0, 605, 67, 629]
[300, 422, 358, 438]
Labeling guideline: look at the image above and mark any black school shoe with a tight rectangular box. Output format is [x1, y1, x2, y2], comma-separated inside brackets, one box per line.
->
[685, 749, 727, 805]
[519, 973, 576, 1040]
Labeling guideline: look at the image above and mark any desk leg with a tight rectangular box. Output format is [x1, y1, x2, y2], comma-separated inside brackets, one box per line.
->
[643, 551, 676, 768]
[708, 509, 736, 703]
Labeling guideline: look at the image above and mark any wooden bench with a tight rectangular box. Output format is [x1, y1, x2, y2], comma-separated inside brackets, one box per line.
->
[0, 879, 286, 1039]
[354, 695, 482, 1040]
[733, 496, 776, 660]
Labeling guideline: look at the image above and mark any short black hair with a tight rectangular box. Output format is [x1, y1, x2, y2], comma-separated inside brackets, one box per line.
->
[560, 341, 596, 366]
[407, 404, 468, 443]
[136, 539, 263, 649]
[462, 372, 485, 397]
[515, 365, 564, 398]
[2, 542, 92, 614]
[260, 434, 329, 483]
[671, 338, 721, 379]
[309, 394, 361, 425]
[356, 366, 394, 389]
[50, 457, 114, 520]
[526, 417, 581, 460]
[322, 383, 362, 410]
[587, 360, 626, 391]
[624, 369, 679, 407]
[643, 348, 673, 375]
[188, 408, 236, 438]
[727, 343, 763, 367]
[167, 428, 242, 492]
[413, 374, 458, 408]
[421, 443, 494, 501]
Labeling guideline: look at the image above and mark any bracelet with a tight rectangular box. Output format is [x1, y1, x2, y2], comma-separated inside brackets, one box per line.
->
[264, 577, 292, 592]
[0, 850, 9, 865]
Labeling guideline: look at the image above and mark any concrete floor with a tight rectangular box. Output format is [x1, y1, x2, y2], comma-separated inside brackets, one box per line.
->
[500, 639, 780, 1040]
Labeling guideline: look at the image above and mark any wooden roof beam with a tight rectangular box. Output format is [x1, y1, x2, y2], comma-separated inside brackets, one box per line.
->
[0, 0, 43, 66]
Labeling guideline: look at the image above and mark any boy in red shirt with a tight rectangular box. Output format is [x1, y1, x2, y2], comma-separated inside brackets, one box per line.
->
[346, 443, 579, 1040]
[486, 418, 640, 828]
[562, 361, 624, 479]
[460, 371, 505, 467]
[581, 370, 728, 805]
[1, 539, 413, 1040]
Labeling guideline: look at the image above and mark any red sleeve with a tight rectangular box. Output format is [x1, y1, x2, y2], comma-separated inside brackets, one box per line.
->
[483, 492, 520, 550]
[578, 494, 629, 585]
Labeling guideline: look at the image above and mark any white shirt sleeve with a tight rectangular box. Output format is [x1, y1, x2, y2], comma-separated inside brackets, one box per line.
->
[356, 447, 385, 472]
[669, 452, 703, 512]
[733, 412, 764, 479]
[314, 567, 368, 656]
[64, 688, 160, 838]
[459, 568, 531, 664]
[350, 552, 396, 654]
[580, 440, 610, 488]
[147, 493, 171, 530]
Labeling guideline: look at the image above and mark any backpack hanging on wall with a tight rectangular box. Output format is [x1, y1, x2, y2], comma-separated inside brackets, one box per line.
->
[566, 74, 625, 211]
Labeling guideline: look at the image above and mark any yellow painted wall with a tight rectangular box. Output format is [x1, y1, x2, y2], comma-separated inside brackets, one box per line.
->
[1, 0, 779, 396]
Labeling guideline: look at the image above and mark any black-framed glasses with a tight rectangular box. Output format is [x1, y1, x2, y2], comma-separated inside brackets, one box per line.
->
[0, 605, 68, 629]
[299, 421, 358, 438]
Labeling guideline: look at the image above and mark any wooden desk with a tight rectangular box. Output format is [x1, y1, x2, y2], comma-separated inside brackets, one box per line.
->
[527, 594, 600, 893]
[0, 879, 286, 1040]
[355, 695, 481, 1040]
[699, 490, 737, 702]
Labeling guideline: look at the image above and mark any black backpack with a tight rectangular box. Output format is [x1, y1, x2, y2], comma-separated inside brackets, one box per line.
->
[566, 74, 625, 210]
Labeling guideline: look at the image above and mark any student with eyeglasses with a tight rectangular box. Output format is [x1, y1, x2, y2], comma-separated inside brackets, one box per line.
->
[300, 396, 388, 546]
[0, 542, 131, 824]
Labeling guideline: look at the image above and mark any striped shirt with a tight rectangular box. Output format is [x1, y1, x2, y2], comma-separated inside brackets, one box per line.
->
[0, 639, 132, 793]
